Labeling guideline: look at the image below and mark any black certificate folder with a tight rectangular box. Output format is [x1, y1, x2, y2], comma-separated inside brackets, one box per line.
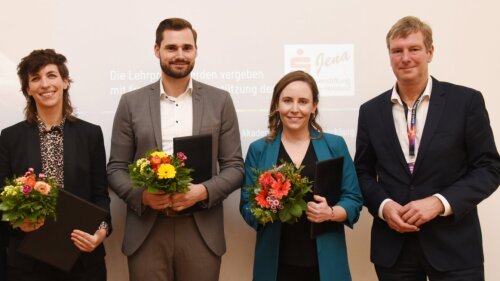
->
[174, 133, 212, 214]
[17, 189, 109, 272]
[173, 133, 212, 184]
[310, 156, 344, 238]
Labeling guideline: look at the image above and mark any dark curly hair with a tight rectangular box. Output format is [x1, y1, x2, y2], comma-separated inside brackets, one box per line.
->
[17, 49, 75, 125]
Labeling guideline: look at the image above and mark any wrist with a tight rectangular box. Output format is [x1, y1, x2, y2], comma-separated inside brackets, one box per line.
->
[329, 206, 335, 221]
[197, 184, 208, 201]
[98, 221, 110, 236]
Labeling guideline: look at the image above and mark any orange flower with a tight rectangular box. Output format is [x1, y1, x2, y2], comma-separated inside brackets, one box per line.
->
[274, 172, 285, 183]
[255, 189, 271, 208]
[150, 155, 162, 165]
[271, 179, 291, 200]
[258, 172, 276, 188]
[161, 156, 171, 164]
[15, 177, 27, 185]
[34, 181, 51, 195]
[25, 175, 36, 188]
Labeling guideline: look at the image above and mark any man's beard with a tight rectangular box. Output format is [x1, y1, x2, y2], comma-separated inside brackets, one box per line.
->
[160, 59, 195, 79]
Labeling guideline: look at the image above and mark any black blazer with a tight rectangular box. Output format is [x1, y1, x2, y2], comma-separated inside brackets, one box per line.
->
[0, 118, 111, 271]
[355, 77, 500, 271]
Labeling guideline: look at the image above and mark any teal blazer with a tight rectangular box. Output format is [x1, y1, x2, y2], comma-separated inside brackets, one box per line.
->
[240, 130, 363, 281]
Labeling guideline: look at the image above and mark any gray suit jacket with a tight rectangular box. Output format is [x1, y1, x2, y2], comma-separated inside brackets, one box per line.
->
[107, 80, 244, 256]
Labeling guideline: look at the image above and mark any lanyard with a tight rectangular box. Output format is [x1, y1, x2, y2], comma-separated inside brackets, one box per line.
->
[402, 91, 425, 157]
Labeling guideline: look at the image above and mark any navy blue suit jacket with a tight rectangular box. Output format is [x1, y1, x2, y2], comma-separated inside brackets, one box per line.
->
[355, 77, 500, 271]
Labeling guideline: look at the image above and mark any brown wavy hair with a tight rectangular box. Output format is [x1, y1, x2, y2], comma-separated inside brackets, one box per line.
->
[17, 49, 75, 125]
[266, 70, 322, 141]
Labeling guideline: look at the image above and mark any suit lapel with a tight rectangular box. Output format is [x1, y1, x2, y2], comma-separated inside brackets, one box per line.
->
[26, 124, 42, 173]
[311, 130, 332, 161]
[311, 139, 330, 161]
[149, 81, 163, 150]
[413, 78, 446, 175]
[380, 91, 411, 176]
[261, 131, 281, 170]
[192, 80, 203, 135]
[63, 121, 76, 190]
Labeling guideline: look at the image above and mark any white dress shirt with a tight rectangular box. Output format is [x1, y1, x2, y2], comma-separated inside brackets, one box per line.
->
[159, 79, 193, 154]
[378, 76, 452, 220]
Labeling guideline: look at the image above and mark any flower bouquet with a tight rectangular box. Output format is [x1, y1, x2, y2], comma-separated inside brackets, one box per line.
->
[128, 151, 193, 194]
[0, 168, 58, 228]
[245, 161, 313, 225]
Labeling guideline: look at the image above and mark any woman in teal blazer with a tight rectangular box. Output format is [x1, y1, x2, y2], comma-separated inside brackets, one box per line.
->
[240, 71, 363, 281]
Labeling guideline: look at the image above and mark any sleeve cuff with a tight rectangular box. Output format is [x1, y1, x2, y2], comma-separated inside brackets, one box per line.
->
[433, 193, 453, 216]
[378, 199, 393, 221]
[197, 184, 209, 208]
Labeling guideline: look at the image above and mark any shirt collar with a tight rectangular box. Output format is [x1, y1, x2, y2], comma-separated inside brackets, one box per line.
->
[391, 75, 433, 105]
[36, 115, 66, 134]
[159, 78, 193, 101]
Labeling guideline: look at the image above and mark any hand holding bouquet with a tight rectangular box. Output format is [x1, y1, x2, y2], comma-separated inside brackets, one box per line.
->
[128, 151, 193, 194]
[0, 168, 58, 229]
[246, 161, 312, 225]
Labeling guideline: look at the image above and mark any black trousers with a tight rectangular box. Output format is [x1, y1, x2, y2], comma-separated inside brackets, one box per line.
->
[7, 258, 106, 281]
[0, 250, 6, 281]
[277, 263, 320, 281]
[375, 234, 484, 281]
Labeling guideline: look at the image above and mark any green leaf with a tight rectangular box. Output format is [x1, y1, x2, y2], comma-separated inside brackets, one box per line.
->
[279, 207, 292, 222]
[290, 203, 303, 217]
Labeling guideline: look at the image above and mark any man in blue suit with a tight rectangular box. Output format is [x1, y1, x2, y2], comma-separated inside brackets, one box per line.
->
[355, 16, 500, 281]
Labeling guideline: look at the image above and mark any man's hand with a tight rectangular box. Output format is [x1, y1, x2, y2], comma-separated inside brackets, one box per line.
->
[171, 184, 208, 211]
[400, 196, 444, 227]
[383, 200, 419, 233]
[142, 190, 172, 210]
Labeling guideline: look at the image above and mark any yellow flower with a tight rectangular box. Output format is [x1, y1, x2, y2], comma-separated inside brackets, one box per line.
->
[2, 186, 17, 196]
[157, 163, 176, 179]
[136, 158, 149, 173]
[150, 151, 167, 158]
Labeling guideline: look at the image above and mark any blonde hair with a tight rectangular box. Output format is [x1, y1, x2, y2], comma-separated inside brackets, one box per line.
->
[386, 16, 433, 51]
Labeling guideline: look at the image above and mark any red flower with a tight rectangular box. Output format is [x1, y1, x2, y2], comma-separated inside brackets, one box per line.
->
[255, 189, 271, 208]
[271, 179, 291, 199]
[21, 185, 33, 195]
[258, 172, 276, 188]
[161, 156, 171, 164]
[274, 172, 285, 183]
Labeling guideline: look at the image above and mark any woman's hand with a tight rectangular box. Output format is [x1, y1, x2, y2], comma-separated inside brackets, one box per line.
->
[306, 195, 348, 223]
[19, 218, 44, 232]
[71, 228, 106, 252]
[306, 195, 333, 223]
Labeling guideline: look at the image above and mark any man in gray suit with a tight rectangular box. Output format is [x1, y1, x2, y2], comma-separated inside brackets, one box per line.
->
[107, 18, 244, 281]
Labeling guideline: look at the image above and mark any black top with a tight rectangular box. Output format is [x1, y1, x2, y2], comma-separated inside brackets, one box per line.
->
[278, 141, 318, 267]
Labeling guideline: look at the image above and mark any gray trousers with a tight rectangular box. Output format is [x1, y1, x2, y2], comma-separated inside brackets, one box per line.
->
[128, 215, 221, 281]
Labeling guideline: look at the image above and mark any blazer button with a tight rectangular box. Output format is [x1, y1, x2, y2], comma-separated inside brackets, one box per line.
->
[409, 185, 415, 190]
